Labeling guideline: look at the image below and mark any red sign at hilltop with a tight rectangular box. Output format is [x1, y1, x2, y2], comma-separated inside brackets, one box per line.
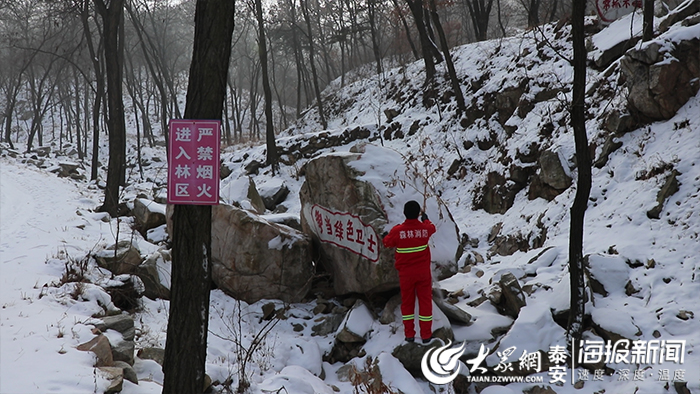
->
[595, 0, 643, 23]
[167, 120, 220, 205]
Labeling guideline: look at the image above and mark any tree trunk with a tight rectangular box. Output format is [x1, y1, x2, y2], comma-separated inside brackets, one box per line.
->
[405, 0, 437, 84]
[162, 0, 235, 393]
[527, 0, 540, 28]
[300, 0, 327, 129]
[391, 0, 419, 60]
[643, 0, 654, 42]
[95, 0, 127, 217]
[80, 0, 104, 181]
[368, 0, 384, 76]
[567, 0, 590, 345]
[428, 0, 466, 114]
[286, 0, 305, 118]
[255, 0, 278, 173]
[466, 0, 494, 41]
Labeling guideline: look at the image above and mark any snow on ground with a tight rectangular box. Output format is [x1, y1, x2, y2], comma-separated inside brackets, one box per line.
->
[0, 159, 131, 393]
[2, 7, 700, 394]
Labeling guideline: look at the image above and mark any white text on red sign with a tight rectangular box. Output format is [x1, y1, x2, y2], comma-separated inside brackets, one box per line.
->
[167, 120, 220, 205]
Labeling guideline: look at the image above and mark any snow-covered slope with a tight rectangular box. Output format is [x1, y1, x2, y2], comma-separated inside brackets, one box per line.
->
[1, 7, 699, 394]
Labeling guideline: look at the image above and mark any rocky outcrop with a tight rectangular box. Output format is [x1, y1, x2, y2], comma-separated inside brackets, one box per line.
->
[528, 149, 572, 201]
[275, 125, 379, 164]
[658, 0, 700, 33]
[299, 144, 461, 295]
[211, 204, 314, 303]
[621, 38, 700, 122]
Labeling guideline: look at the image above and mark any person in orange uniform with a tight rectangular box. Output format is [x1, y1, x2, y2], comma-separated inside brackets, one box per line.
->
[382, 200, 437, 344]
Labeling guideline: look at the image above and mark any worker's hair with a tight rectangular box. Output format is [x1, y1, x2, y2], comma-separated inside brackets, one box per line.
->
[403, 200, 421, 219]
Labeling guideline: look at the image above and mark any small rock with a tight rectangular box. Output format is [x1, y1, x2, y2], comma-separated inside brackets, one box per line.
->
[391, 341, 431, 377]
[313, 303, 328, 315]
[647, 170, 680, 219]
[335, 364, 354, 382]
[332, 306, 348, 315]
[524, 386, 557, 394]
[245, 160, 262, 175]
[675, 381, 691, 394]
[94, 314, 135, 335]
[538, 150, 572, 190]
[98, 367, 124, 394]
[94, 241, 143, 275]
[379, 294, 402, 325]
[434, 296, 472, 325]
[133, 198, 166, 232]
[261, 303, 276, 321]
[383, 108, 400, 122]
[77, 334, 113, 367]
[204, 374, 212, 392]
[137, 347, 165, 366]
[311, 314, 344, 337]
[220, 162, 233, 180]
[111, 339, 135, 365]
[113, 361, 138, 384]
[677, 310, 694, 320]
[55, 161, 81, 177]
[258, 179, 290, 211]
[135, 252, 171, 300]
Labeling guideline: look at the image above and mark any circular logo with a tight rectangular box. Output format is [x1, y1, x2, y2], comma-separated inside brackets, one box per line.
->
[421, 340, 466, 384]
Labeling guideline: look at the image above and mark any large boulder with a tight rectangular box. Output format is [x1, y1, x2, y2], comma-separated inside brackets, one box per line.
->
[621, 37, 700, 122]
[299, 144, 461, 295]
[211, 204, 314, 303]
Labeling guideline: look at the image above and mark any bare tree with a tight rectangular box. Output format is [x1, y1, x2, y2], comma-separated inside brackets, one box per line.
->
[300, 0, 327, 129]
[94, 0, 127, 217]
[162, 0, 235, 393]
[390, 0, 419, 59]
[568, 0, 590, 344]
[367, 0, 383, 76]
[643, 0, 654, 41]
[253, 0, 279, 172]
[465, 0, 494, 41]
[428, 0, 466, 113]
[405, 0, 442, 85]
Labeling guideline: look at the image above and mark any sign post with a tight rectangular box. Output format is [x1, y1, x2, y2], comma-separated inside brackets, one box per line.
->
[167, 120, 220, 205]
[163, 119, 220, 393]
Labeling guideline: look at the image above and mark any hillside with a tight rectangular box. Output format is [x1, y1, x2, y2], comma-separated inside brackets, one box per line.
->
[1, 4, 700, 394]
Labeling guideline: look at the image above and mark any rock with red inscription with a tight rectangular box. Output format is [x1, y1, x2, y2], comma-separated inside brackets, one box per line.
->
[299, 144, 461, 295]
